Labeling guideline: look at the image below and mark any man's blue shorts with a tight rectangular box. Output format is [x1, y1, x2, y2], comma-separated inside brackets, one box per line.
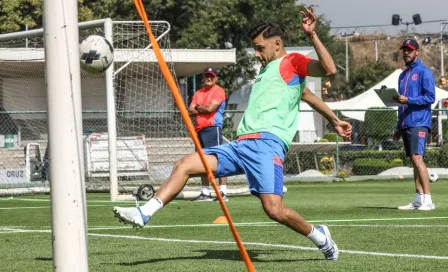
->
[198, 126, 223, 148]
[402, 127, 429, 157]
[203, 132, 286, 197]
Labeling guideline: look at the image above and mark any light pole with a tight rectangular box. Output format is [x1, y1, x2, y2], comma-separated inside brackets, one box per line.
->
[341, 32, 354, 81]
[441, 22, 447, 77]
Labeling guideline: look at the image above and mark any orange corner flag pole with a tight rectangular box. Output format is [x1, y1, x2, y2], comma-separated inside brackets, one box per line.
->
[132, 1, 255, 271]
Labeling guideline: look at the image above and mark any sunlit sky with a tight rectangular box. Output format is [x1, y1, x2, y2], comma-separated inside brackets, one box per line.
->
[298, 0, 448, 36]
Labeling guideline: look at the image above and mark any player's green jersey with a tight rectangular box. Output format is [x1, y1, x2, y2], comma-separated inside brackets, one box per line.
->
[236, 56, 307, 149]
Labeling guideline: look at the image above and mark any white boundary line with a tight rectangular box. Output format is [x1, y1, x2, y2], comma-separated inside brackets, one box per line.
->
[0, 204, 123, 210]
[2, 225, 448, 260]
[86, 233, 448, 260]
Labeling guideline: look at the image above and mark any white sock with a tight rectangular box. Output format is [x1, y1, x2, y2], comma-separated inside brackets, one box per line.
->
[202, 186, 210, 196]
[423, 194, 432, 204]
[140, 197, 163, 217]
[219, 185, 227, 195]
[307, 226, 327, 247]
[415, 193, 423, 204]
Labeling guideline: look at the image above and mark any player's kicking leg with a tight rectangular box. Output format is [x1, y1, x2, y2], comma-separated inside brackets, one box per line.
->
[260, 194, 339, 260]
[113, 152, 218, 228]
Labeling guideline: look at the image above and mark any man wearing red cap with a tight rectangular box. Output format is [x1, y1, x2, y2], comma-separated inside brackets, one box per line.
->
[393, 39, 436, 211]
[188, 67, 228, 201]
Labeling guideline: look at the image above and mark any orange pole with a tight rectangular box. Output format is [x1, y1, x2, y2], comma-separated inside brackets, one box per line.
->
[132, 1, 255, 271]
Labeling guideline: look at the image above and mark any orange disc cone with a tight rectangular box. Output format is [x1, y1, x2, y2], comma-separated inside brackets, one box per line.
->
[213, 216, 228, 224]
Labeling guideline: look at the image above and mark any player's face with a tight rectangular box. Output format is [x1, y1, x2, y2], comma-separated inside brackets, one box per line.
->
[402, 47, 419, 64]
[252, 35, 280, 67]
[202, 73, 217, 87]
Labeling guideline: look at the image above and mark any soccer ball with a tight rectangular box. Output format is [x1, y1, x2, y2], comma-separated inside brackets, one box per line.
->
[429, 172, 439, 183]
[79, 35, 114, 73]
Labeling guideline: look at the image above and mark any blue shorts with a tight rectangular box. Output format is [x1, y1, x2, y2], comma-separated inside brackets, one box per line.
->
[402, 127, 429, 157]
[198, 126, 223, 148]
[203, 132, 286, 197]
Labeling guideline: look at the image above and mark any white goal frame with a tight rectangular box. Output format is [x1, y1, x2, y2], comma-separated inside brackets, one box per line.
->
[0, 19, 172, 201]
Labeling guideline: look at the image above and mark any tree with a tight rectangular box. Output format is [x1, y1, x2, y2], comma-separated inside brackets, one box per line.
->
[0, 0, 42, 33]
[349, 61, 395, 98]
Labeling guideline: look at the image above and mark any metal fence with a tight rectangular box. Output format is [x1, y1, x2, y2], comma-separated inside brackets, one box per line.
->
[1, 108, 447, 189]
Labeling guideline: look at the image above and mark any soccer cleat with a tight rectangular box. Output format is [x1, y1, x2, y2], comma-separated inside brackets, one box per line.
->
[317, 225, 339, 260]
[417, 203, 435, 211]
[192, 193, 213, 202]
[398, 201, 422, 210]
[112, 206, 150, 229]
[214, 191, 229, 202]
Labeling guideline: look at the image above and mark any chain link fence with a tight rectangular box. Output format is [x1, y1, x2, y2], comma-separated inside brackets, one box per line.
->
[2, 107, 448, 190]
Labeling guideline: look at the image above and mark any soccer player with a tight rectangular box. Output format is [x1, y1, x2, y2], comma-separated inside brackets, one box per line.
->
[393, 39, 436, 211]
[113, 7, 351, 260]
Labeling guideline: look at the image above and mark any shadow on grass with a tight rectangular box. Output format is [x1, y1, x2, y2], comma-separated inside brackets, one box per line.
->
[117, 249, 323, 266]
[35, 257, 52, 261]
[357, 206, 399, 210]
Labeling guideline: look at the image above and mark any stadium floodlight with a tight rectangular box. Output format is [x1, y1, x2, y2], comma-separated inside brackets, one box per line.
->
[391, 13, 422, 34]
[422, 36, 432, 45]
[392, 14, 400, 26]
[442, 34, 448, 44]
[413, 14, 422, 25]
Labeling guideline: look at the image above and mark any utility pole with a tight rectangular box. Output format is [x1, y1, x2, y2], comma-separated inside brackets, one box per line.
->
[341, 32, 354, 81]
[441, 22, 447, 77]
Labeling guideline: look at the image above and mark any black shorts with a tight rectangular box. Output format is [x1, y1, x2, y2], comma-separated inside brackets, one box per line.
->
[402, 127, 429, 157]
[198, 126, 223, 148]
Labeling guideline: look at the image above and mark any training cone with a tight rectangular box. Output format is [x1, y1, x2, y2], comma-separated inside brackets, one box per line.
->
[213, 216, 228, 224]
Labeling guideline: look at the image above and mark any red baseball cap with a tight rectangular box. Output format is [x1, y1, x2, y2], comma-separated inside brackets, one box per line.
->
[203, 67, 218, 76]
[400, 39, 419, 50]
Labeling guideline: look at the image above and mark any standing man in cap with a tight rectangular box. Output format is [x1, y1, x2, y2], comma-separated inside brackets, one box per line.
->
[188, 67, 229, 201]
[393, 39, 436, 210]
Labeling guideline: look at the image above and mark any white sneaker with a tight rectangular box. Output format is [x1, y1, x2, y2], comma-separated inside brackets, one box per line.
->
[398, 201, 421, 210]
[112, 206, 151, 229]
[317, 225, 339, 260]
[417, 203, 435, 211]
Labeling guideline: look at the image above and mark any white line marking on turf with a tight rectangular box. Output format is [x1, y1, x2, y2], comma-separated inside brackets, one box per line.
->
[0, 198, 177, 204]
[3, 228, 447, 260]
[0, 204, 125, 210]
[87, 233, 448, 260]
[3, 226, 448, 260]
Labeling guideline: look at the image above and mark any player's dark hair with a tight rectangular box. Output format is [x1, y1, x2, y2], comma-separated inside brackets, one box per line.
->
[247, 23, 285, 40]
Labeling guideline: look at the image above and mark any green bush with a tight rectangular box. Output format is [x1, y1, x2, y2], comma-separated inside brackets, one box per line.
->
[443, 120, 448, 143]
[319, 138, 329, 142]
[340, 149, 443, 168]
[323, 133, 343, 142]
[364, 108, 397, 141]
[352, 158, 403, 175]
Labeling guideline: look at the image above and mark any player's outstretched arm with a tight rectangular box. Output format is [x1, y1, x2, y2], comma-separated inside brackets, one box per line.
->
[300, 6, 336, 77]
[301, 87, 352, 140]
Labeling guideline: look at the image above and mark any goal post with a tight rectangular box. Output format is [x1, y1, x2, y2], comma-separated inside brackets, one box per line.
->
[44, 0, 88, 270]
[0, 19, 189, 202]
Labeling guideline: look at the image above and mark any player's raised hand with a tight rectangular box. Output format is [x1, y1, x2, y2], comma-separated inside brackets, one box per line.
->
[300, 6, 317, 35]
[334, 120, 352, 141]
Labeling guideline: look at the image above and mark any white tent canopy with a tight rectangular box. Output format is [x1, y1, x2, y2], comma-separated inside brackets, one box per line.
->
[312, 69, 448, 121]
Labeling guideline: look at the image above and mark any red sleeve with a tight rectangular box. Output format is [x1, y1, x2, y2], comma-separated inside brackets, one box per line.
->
[190, 92, 198, 107]
[288, 53, 312, 77]
[210, 86, 226, 103]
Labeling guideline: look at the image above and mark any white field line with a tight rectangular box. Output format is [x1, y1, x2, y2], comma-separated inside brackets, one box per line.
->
[2, 225, 448, 260]
[0, 198, 177, 204]
[88, 233, 448, 261]
[0, 204, 122, 210]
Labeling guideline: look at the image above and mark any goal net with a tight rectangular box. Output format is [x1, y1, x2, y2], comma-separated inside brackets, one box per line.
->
[0, 19, 192, 199]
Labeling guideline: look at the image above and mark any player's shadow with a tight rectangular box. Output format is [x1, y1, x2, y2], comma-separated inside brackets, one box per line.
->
[357, 206, 398, 210]
[35, 257, 52, 261]
[118, 249, 322, 266]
